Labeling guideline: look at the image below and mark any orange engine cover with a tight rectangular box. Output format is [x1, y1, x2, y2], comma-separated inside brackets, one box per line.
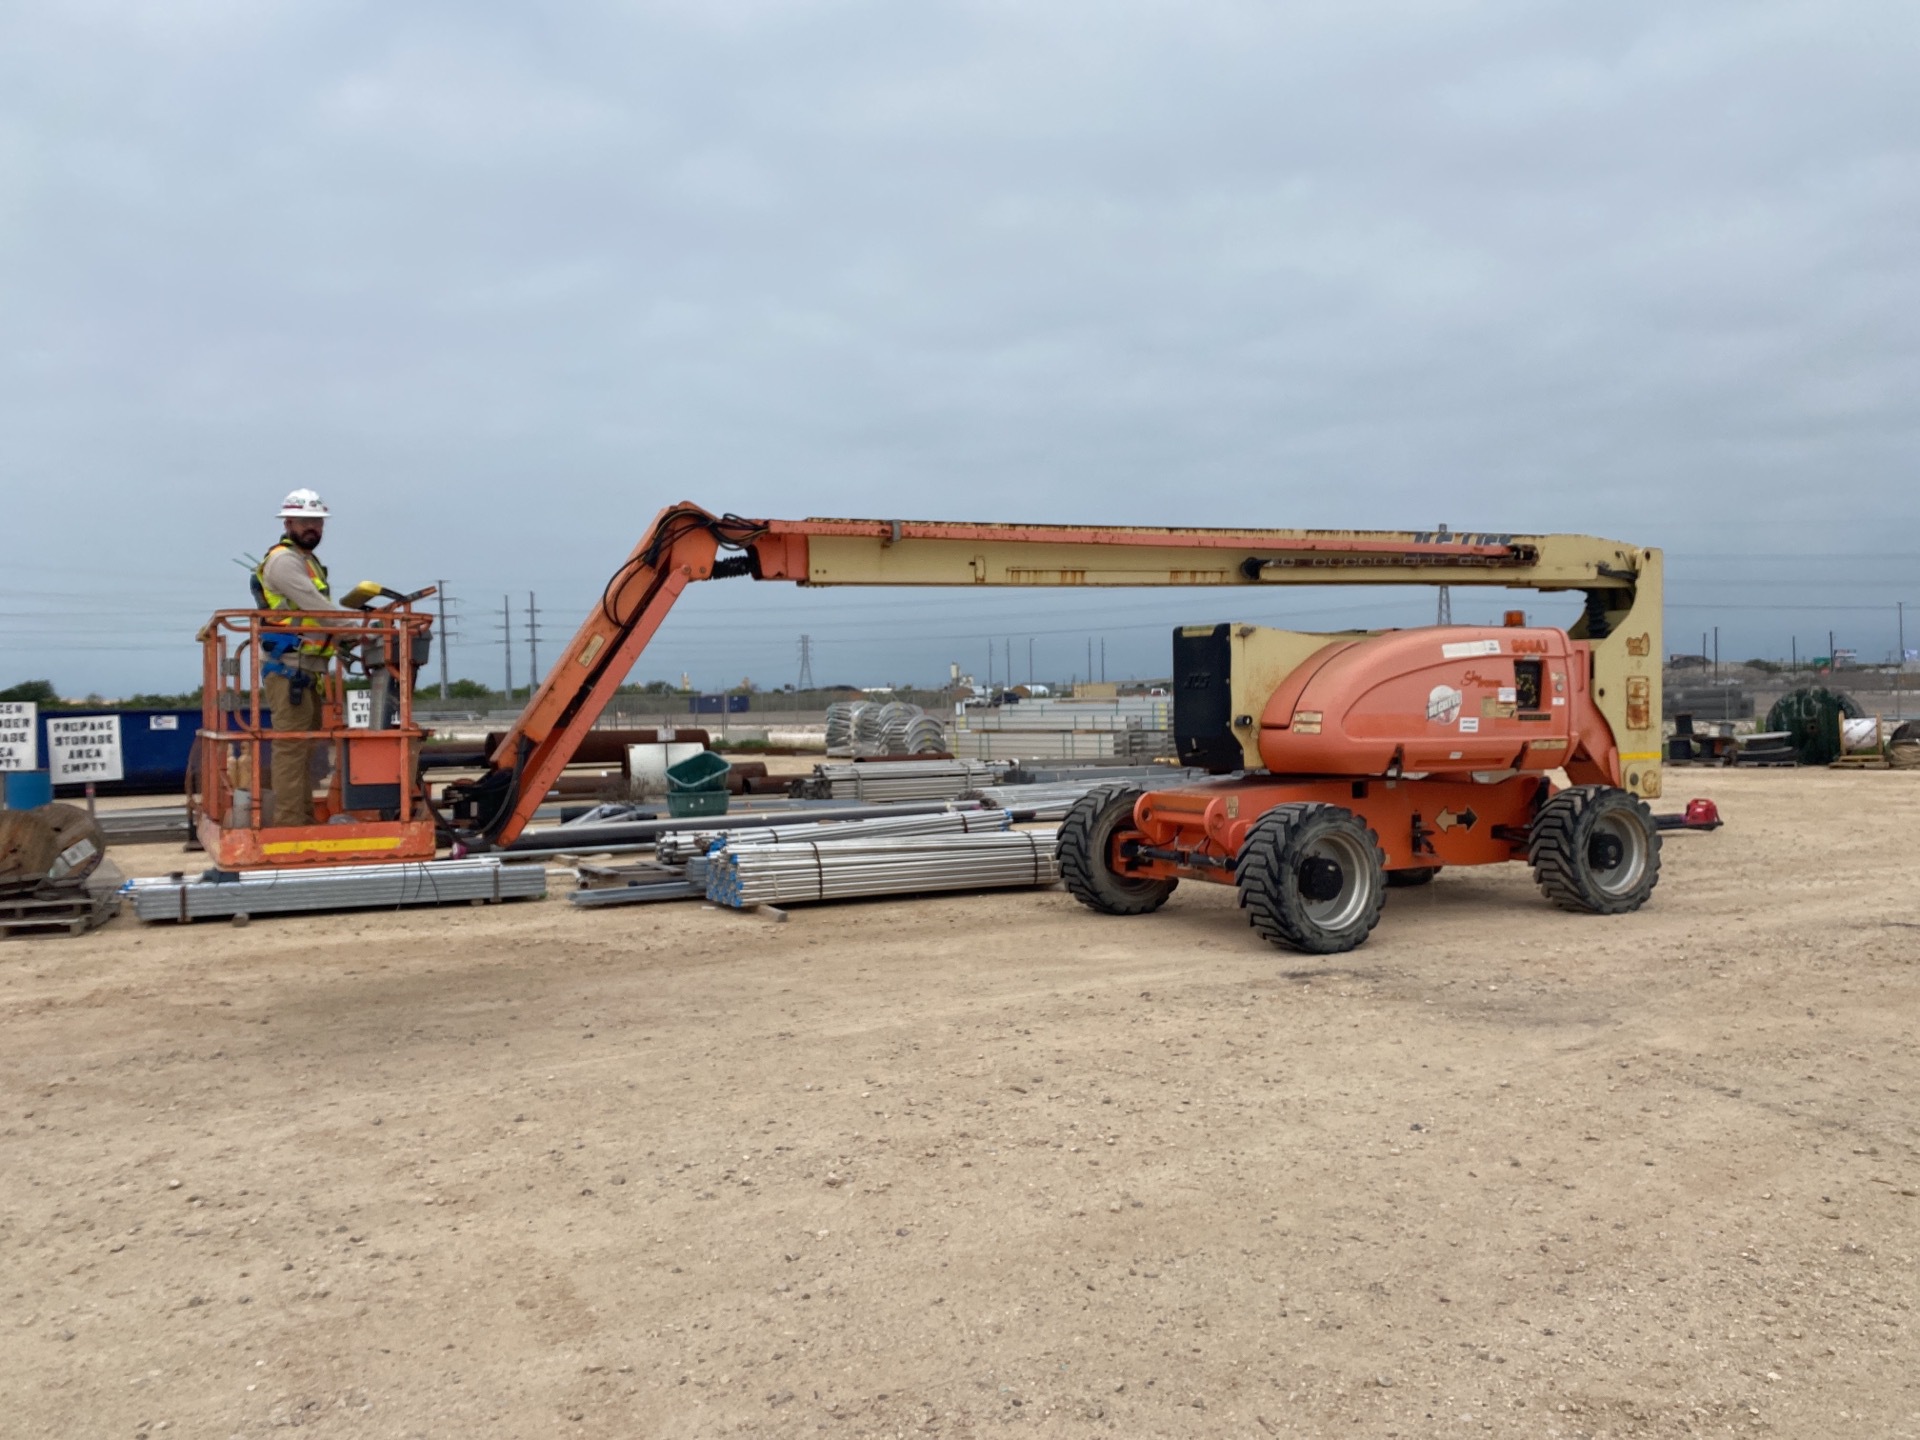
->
[1257, 626, 1615, 779]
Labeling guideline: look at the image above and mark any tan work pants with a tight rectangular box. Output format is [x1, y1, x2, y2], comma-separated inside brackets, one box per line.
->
[264, 670, 322, 827]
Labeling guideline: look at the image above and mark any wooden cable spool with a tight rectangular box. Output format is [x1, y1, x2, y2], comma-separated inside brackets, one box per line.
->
[0, 804, 108, 897]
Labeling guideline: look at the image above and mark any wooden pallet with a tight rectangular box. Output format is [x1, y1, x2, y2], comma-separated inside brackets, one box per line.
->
[0, 888, 120, 938]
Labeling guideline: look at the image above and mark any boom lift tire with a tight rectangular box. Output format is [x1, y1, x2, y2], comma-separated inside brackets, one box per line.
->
[1059, 784, 1178, 916]
[1528, 785, 1661, 915]
[1235, 803, 1387, 955]
[1385, 866, 1441, 888]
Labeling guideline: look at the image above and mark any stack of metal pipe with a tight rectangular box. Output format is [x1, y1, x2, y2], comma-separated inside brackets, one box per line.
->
[127, 858, 545, 922]
[656, 807, 1009, 865]
[824, 702, 859, 756]
[878, 705, 947, 755]
[827, 700, 948, 757]
[706, 829, 1061, 908]
[791, 758, 1011, 802]
[967, 782, 1119, 820]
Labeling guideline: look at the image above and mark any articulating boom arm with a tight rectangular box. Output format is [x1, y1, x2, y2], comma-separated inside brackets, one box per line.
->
[462, 504, 1662, 846]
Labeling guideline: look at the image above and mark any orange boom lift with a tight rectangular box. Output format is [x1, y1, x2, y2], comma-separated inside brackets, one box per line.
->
[402, 505, 1678, 954]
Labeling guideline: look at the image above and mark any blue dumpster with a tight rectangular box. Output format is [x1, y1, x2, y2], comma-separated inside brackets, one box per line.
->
[37, 708, 201, 796]
[3, 770, 54, 809]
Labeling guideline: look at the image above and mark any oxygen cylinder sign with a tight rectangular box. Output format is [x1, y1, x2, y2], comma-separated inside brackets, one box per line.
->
[46, 714, 124, 784]
[0, 702, 36, 770]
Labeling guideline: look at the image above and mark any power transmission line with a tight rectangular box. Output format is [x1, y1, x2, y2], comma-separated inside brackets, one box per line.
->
[526, 591, 545, 690]
[435, 580, 452, 700]
[497, 594, 514, 699]
[797, 633, 815, 690]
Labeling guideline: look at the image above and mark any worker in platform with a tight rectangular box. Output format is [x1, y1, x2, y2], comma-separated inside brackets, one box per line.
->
[251, 489, 343, 827]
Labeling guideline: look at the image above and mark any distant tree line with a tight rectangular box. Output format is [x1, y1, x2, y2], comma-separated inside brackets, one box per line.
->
[0, 679, 204, 709]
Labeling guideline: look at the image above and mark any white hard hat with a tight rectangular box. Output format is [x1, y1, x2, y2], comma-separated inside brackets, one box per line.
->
[278, 488, 330, 520]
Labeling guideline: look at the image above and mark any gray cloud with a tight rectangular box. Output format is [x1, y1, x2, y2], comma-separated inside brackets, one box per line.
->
[2, 0, 1915, 693]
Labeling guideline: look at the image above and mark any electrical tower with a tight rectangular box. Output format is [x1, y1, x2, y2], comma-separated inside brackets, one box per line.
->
[434, 580, 454, 700]
[499, 595, 514, 702]
[526, 591, 545, 690]
[499, 595, 514, 699]
[797, 633, 816, 691]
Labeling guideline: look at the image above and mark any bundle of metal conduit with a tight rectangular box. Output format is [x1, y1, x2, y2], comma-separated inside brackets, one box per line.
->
[127, 859, 545, 923]
[790, 759, 1012, 803]
[967, 782, 1121, 820]
[707, 830, 1061, 908]
[655, 807, 1010, 865]
[826, 702, 948, 758]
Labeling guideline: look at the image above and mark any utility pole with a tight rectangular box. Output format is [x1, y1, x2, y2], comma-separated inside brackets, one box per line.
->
[1100, 637, 1106, 682]
[1899, 601, 1907, 720]
[1005, 638, 1011, 689]
[526, 591, 542, 689]
[1028, 638, 1034, 688]
[501, 594, 514, 701]
[1712, 625, 1719, 684]
[986, 641, 993, 691]
[435, 580, 451, 701]
[1087, 638, 1093, 684]
[1829, 629, 1836, 675]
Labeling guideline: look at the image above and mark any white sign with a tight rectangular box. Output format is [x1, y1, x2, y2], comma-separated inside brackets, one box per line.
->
[46, 714, 124, 783]
[1441, 638, 1502, 660]
[149, 714, 179, 730]
[347, 690, 373, 729]
[0, 702, 37, 771]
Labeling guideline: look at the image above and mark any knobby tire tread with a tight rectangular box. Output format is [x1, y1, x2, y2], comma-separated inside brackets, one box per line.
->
[1058, 784, 1177, 917]
[1234, 802, 1386, 956]
[1527, 785, 1661, 915]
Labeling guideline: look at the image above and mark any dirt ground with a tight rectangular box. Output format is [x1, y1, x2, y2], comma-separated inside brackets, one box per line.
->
[3, 768, 1918, 1438]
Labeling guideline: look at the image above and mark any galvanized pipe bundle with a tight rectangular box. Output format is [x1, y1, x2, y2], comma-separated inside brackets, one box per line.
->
[949, 729, 1171, 761]
[707, 829, 1061, 908]
[792, 758, 1011, 802]
[968, 782, 1117, 820]
[127, 858, 545, 922]
[827, 701, 948, 758]
[824, 702, 858, 755]
[656, 807, 1009, 865]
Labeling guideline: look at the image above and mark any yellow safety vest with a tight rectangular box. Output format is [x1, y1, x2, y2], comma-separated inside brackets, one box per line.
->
[253, 539, 335, 658]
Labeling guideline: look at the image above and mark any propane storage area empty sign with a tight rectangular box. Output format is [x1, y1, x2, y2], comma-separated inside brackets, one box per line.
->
[0, 702, 37, 771]
[46, 714, 124, 783]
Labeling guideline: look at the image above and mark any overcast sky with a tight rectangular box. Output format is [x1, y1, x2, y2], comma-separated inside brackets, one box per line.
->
[2, 0, 1915, 697]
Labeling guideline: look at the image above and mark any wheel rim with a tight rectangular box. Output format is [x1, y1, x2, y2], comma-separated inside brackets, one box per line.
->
[1294, 829, 1375, 929]
[1097, 803, 1160, 894]
[1587, 811, 1648, 896]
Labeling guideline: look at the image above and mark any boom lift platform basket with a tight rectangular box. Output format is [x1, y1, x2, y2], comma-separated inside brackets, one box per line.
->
[189, 595, 438, 871]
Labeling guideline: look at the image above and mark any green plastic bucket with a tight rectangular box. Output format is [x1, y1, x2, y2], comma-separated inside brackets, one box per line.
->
[666, 789, 730, 818]
[665, 751, 732, 793]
